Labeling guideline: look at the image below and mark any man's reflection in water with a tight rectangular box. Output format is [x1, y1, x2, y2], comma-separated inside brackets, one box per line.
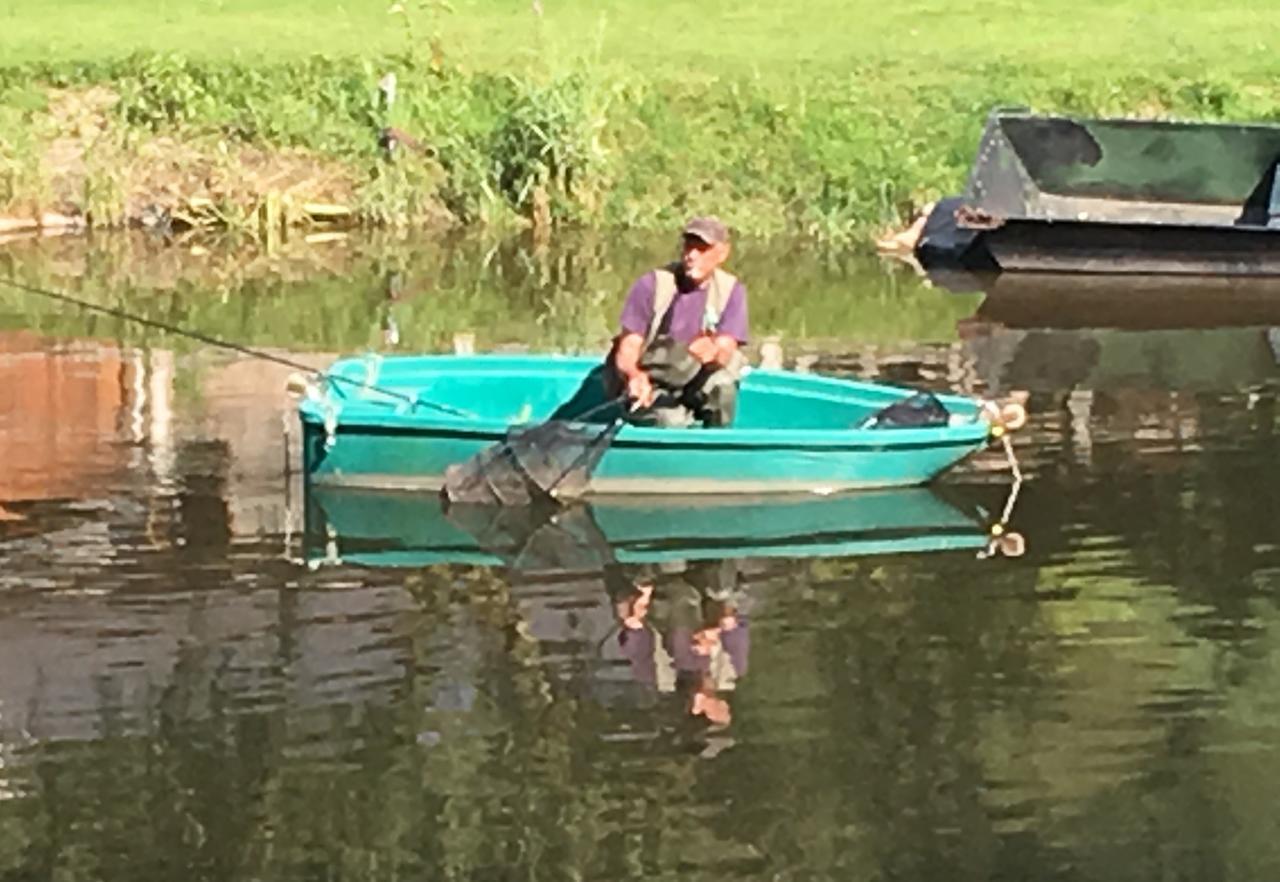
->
[605, 560, 750, 748]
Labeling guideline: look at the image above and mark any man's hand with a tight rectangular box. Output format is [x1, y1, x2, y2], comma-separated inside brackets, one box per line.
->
[622, 583, 653, 630]
[687, 335, 719, 365]
[613, 333, 654, 407]
[627, 370, 655, 408]
[689, 334, 739, 367]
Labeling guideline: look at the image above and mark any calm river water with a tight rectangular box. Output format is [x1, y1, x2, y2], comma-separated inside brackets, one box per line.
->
[0, 232, 1278, 881]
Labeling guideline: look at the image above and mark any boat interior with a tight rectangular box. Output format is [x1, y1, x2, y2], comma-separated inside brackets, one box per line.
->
[323, 355, 979, 431]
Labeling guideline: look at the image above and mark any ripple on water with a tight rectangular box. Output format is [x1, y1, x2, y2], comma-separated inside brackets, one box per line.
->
[0, 307, 1276, 878]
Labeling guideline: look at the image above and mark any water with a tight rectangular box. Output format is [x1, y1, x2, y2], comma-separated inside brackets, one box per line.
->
[0, 232, 1278, 880]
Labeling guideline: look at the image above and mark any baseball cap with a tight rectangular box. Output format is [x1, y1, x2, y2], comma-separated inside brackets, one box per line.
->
[682, 215, 730, 245]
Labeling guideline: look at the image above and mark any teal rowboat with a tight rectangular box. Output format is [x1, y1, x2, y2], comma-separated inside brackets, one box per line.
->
[297, 354, 1004, 495]
[304, 485, 1010, 570]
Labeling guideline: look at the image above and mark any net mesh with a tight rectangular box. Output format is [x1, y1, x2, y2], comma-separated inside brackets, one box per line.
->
[442, 416, 623, 506]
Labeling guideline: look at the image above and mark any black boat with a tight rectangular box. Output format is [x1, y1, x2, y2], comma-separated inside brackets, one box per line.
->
[954, 111, 1280, 275]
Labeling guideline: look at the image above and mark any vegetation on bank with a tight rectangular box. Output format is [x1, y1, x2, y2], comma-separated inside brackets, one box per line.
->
[3, 1, 1280, 244]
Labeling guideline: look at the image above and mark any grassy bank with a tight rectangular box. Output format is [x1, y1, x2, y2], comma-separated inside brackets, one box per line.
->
[3, 1, 1280, 244]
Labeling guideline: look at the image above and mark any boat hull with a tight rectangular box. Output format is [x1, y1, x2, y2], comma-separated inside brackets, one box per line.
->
[298, 355, 993, 495]
[301, 423, 991, 494]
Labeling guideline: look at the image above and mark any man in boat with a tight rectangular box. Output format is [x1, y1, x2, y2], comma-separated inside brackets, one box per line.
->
[608, 216, 749, 428]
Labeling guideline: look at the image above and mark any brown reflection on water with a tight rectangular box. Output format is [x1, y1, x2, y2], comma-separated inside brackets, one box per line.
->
[0, 331, 133, 504]
[199, 352, 329, 535]
[0, 340, 422, 758]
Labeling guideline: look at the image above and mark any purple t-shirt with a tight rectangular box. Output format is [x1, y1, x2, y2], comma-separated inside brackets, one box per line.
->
[619, 271, 749, 344]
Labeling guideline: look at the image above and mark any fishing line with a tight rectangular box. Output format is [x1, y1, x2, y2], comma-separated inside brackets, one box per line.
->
[0, 275, 470, 416]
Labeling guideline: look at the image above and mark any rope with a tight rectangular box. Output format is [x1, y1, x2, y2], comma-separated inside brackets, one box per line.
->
[977, 434, 1024, 559]
[0, 275, 472, 416]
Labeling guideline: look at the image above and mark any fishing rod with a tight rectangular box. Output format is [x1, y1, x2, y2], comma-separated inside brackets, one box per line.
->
[0, 275, 472, 418]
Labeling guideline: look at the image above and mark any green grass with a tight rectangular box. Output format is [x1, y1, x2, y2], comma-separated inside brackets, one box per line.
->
[6, 0, 1280, 79]
[5, 1, 1280, 241]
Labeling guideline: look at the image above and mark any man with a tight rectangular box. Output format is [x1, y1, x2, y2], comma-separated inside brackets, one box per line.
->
[609, 216, 749, 427]
[875, 196, 996, 273]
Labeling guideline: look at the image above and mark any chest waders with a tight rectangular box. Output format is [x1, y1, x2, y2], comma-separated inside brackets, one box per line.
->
[636, 266, 746, 428]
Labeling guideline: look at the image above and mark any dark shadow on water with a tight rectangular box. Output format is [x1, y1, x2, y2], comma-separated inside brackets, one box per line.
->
[971, 271, 1280, 330]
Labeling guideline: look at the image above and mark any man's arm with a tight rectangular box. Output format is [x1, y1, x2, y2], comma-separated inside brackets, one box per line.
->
[613, 333, 655, 406]
[614, 273, 658, 406]
[613, 332, 645, 377]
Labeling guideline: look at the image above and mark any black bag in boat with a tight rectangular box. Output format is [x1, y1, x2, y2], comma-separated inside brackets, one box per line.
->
[860, 391, 950, 429]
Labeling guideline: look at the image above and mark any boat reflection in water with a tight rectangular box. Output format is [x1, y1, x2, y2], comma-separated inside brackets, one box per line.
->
[303, 484, 1024, 571]
[305, 484, 1024, 745]
[970, 272, 1280, 331]
[946, 271, 1280, 415]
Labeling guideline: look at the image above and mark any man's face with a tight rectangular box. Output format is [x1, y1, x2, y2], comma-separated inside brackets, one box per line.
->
[681, 235, 730, 283]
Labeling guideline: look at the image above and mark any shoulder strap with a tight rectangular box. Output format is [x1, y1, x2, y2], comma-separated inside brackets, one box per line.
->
[647, 267, 679, 347]
[706, 269, 738, 330]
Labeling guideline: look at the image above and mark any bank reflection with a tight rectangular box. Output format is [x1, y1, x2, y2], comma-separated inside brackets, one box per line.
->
[0, 339, 411, 757]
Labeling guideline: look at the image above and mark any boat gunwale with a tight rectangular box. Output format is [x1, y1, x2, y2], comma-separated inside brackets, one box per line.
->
[300, 420, 991, 453]
[996, 110, 1280, 138]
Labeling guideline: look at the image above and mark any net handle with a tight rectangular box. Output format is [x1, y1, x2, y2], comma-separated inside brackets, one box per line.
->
[565, 394, 630, 423]
[545, 414, 625, 499]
